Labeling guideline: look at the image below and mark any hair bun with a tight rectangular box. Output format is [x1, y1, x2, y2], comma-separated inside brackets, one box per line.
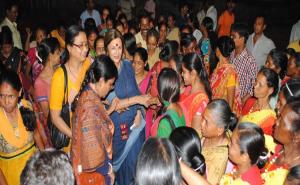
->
[37, 42, 50, 63]
[257, 148, 269, 169]
[190, 154, 206, 175]
[19, 100, 36, 132]
[160, 45, 169, 57]
[228, 113, 238, 131]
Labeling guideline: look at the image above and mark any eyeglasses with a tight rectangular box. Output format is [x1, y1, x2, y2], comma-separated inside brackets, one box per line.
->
[72, 43, 88, 50]
[0, 94, 17, 100]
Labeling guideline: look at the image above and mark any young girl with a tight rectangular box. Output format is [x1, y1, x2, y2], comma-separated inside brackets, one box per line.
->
[85, 27, 99, 59]
[34, 37, 61, 149]
[210, 36, 241, 116]
[180, 53, 211, 127]
[219, 122, 266, 185]
[265, 49, 288, 109]
[148, 41, 179, 121]
[151, 68, 186, 137]
[179, 122, 267, 185]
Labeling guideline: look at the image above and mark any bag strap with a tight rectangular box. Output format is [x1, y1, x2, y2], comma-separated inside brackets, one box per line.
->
[61, 65, 69, 104]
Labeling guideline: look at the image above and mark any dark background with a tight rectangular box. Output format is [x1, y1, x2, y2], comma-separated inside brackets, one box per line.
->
[1, 0, 299, 49]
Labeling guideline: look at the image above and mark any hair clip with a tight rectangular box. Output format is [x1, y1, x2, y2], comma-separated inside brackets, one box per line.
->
[194, 163, 204, 172]
[35, 51, 43, 63]
[259, 154, 269, 160]
[285, 83, 294, 97]
[163, 100, 170, 107]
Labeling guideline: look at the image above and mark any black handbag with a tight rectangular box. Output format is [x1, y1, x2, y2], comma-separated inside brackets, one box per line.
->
[48, 65, 70, 150]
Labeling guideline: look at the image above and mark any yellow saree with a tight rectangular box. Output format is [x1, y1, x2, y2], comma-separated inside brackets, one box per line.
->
[0, 108, 35, 185]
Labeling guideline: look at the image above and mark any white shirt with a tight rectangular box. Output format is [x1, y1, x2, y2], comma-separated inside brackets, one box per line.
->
[0, 18, 22, 49]
[246, 33, 275, 69]
[135, 32, 147, 49]
[80, 9, 101, 28]
[197, 6, 217, 31]
[290, 20, 300, 43]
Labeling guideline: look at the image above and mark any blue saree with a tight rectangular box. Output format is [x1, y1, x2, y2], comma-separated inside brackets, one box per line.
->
[107, 60, 145, 185]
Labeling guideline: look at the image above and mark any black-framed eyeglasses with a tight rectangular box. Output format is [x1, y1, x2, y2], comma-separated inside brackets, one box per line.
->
[72, 43, 88, 50]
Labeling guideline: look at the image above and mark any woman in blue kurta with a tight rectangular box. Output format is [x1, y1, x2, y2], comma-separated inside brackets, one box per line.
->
[104, 29, 153, 185]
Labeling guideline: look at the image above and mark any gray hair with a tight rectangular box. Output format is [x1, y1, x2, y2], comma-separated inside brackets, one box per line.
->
[21, 149, 74, 185]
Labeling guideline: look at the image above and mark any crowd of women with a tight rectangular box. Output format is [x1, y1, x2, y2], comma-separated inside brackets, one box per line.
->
[1, 0, 300, 184]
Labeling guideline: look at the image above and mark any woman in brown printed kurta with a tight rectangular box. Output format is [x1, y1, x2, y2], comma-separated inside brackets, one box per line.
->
[71, 55, 118, 185]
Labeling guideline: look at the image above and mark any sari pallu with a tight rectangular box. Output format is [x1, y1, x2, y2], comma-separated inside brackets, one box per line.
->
[108, 60, 145, 185]
[0, 108, 36, 185]
[241, 98, 277, 153]
[179, 91, 209, 127]
[145, 61, 164, 136]
[138, 73, 153, 139]
[219, 166, 263, 185]
[241, 98, 276, 136]
[202, 140, 229, 185]
[210, 63, 242, 117]
[261, 146, 289, 185]
[149, 61, 164, 97]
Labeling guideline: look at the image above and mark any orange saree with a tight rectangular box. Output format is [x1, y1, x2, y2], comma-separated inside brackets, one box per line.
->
[210, 63, 242, 117]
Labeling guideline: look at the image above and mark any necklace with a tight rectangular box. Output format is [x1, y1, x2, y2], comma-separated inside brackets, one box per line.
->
[250, 100, 269, 113]
[264, 150, 288, 173]
[2, 108, 20, 138]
